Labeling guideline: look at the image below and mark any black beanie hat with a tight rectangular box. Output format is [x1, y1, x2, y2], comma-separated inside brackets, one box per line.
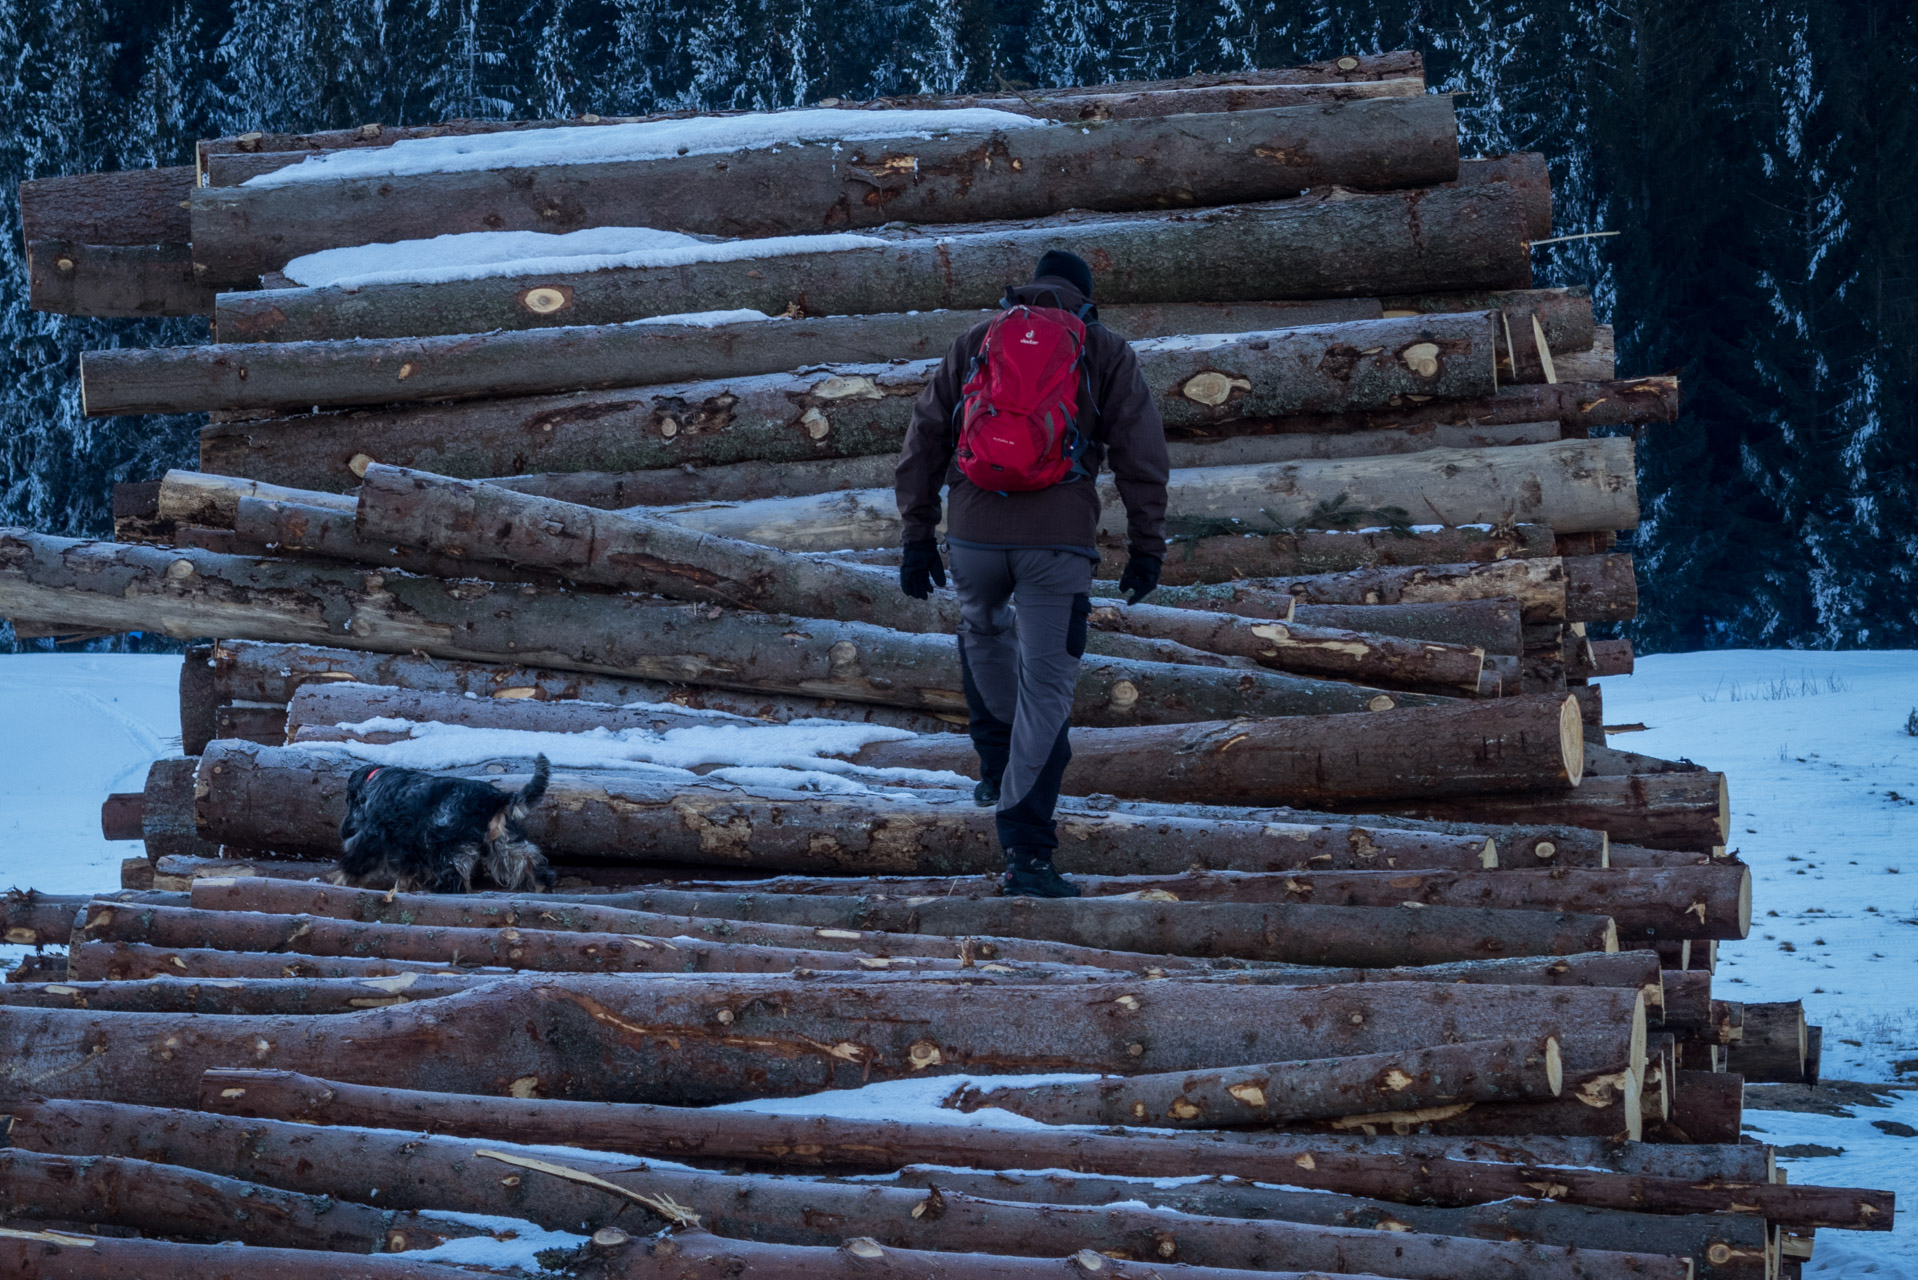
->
[1032, 249, 1094, 300]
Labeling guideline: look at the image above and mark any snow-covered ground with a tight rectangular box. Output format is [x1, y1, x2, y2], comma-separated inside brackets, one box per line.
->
[2, 649, 1915, 1273]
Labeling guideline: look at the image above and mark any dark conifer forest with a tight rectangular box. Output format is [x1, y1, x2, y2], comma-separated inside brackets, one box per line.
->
[3, 0, 1914, 650]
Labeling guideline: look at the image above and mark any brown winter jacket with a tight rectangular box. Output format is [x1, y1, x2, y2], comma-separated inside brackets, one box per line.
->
[893, 279, 1170, 560]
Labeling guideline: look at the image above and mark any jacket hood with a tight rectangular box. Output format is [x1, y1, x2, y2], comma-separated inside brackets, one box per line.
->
[1006, 278, 1097, 321]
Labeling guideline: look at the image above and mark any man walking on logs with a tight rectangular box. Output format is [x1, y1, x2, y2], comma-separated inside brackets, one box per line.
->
[896, 250, 1170, 898]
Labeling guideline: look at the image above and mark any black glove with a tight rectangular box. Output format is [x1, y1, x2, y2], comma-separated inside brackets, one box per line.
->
[899, 539, 947, 599]
[1118, 553, 1162, 605]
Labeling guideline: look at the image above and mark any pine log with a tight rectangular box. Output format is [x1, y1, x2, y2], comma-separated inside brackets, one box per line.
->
[0, 1232, 481, 1280]
[880, 1172, 1768, 1280]
[854, 695, 1584, 806]
[1141, 526, 1556, 586]
[0, 533, 1430, 724]
[737, 864, 1738, 942]
[1370, 772, 1730, 851]
[197, 314, 1499, 485]
[0, 972, 496, 1014]
[181, 639, 965, 754]
[578, 1232, 1413, 1280]
[0, 975, 1648, 1109]
[0, 1110, 1688, 1280]
[1587, 638, 1634, 677]
[212, 185, 1536, 343]
[1286, 600, 1524, 654]
[193, 100, 1466, 285]
[184, 1073, 1823, 1216]
[353, 464, 1484, 689]
[85, 290, 1589, 418]
[1666, 1071, 1746, 1144]
[3, 889, 184, 947]
[1385, 287, 1593, 384]
[194, 741, 1499, 878]
[955, 1037, 1560, 1127]
[75, 900, 1131, 979]
[157, 469, 353, 528]
[141, 756, 220, 862]
[66, 941, 509, 983]
[169, 1091, 1848, 1248]
[193, 56, 1427, 169]
[651, 439, 1637, 552]
[20, 166, 194, 244]
[1149, 559, 1570, 623]
[0, 1148, 478, 1253]
[1181, 377, 1678, 444]
[186, 878, 1254, 973]
[26, 241, 216, 317]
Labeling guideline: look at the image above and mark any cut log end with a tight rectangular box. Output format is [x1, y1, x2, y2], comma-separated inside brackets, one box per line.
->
[1559, 695, 1585, 786]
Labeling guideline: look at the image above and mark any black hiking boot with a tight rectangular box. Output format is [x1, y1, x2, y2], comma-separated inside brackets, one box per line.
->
[973, 776, 1001, 807]
[1003, 849, 1082, 898]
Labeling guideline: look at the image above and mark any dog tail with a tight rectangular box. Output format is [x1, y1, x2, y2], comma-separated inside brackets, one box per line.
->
[511, 753, 551, 816]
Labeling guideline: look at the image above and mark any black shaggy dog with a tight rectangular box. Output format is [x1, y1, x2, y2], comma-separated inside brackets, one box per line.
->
[334, 754, 556, 894]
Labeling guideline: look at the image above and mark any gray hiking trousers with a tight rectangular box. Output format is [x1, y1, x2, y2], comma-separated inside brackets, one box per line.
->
[946, 544, 1094, 854]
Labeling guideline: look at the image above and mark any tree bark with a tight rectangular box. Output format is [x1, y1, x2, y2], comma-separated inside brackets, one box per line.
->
[1151, 558, 1571, 624]
[0, 533, 1434, 724]
[0, 1233, 482, 1280]
[1563, 554, 1640, 624]
[3, 889, 182, 946]
[1367, 773, 1730, 852]
[1141, 525, 1557, 587]
[19, 166, 194, 244]
[651, 439, 1638, 551]
[1665, 1071, 1745, 1145]
[83, 289, 1587, 417]
[195, 740, 1500, 877]
[26, 241, 216, 318]
[855, 695, 1584, 806]
[0, 1111, 1688, 1280]
[211, 184, 1535, 343]
[0, 974, 1648, 1108]
[197, 314, 1498, 487]
[0, 1149, 477, 1254]
[1724, 1002, 1808, 1083]
[67, 940, 508, 982]
[1285, 600, 1523, 653]
[953, 1037, 1560, 1127]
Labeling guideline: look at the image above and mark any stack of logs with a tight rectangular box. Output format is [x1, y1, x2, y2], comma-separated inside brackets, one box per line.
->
[0, 51, 1881, 1280]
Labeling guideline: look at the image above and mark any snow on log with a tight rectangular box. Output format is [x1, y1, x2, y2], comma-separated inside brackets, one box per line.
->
[189, 98, 1463, 284]
[210, 184, 1535, 342]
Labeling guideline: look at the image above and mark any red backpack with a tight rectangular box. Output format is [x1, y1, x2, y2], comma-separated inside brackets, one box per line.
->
[953, 303, 1095, 492]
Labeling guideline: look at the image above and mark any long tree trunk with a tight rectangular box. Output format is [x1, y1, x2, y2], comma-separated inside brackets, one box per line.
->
[0, 1107, 1687, 1280]
[26, 241, 216, 318]
[953, 1037, 1560, 1127]
[194, 740, 1503, 876]
[1141, 526, 1558, 587]
[574, 440, 1638, 552]
[85, 291, 1588, 418]
[721, 864, 1744, 942]
[0, 533, 1439, 724]
[212, 185, 1535, 343]
[0, 974, 1648, 1108]
[182, 877, 1246, 973]
[194, 54, 1427, 169]
[191, 98, 1463, 284]
[0, 972, 498, 1015]
[67, 940, 507, 982]
[175, 1075, 1876, 1232]
[349, 465, 1481, 690]
[1150, 558, 1572, 623]
[0, 1149, 477, 1254]
[75, 900, 1131, 978]
[181, 638, 967, 755]
[1366, 772, 1729, 851]
[198, 313, 1499, 485]
[855, 694, 1584, 806]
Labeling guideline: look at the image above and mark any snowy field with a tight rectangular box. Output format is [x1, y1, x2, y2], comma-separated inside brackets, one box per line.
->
[1, 648, 1915, 1273]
